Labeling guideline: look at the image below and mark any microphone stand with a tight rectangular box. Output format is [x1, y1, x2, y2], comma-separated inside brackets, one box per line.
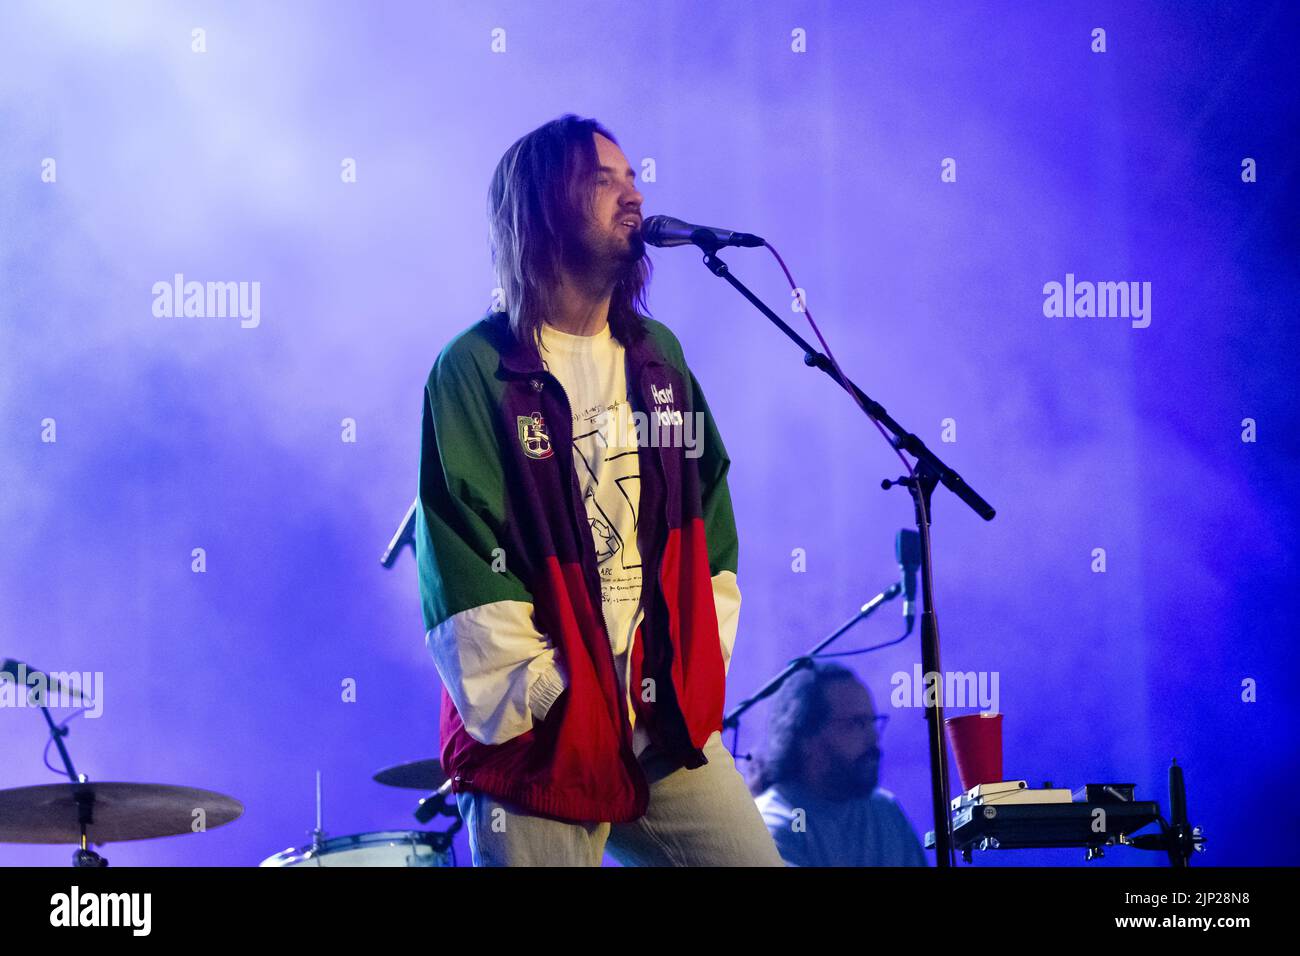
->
[2, 660, 106, 865]
[413, 779, 465, 854]
[41, 699, 107, 867]
[690, 235, 996, 868]
[381, 499, 418, 568]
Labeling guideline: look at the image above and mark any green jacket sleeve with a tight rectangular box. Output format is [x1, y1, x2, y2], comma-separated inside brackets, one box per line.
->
[416, 340, 567, 744]
[686, 366, 739, 578]
[681, 346, 742, 674]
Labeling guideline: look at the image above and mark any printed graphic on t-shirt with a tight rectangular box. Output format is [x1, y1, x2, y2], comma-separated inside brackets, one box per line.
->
[539, 326, 647, 748]
[571, 397, 642, 618]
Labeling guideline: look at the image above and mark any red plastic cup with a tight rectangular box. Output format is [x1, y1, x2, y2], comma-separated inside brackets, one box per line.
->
[946, 712, 1004, 791]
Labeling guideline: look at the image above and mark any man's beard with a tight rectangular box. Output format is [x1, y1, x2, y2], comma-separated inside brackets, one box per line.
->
[566, 224, 646, 280]
[600, 230, 645, 272]
[620, 229, 647, 263]
[829, 748, 881, 799]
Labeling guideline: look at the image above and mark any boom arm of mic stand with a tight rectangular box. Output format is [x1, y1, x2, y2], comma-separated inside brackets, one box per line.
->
[381, 499, 419, 568]
[694, 248, 997, 868]
[723, 582, 901, 732]
[4, 659, 82, 783]
[695, 248, 995, 522]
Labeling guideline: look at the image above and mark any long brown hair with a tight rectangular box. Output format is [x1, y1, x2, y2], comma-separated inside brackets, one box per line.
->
[748, 661, 861, 794]
[487, 114, 651, 355]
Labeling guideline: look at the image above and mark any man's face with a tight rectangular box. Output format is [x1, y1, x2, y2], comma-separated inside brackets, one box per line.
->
[573, 133, 645, 269]
[813, 679, 883, 798]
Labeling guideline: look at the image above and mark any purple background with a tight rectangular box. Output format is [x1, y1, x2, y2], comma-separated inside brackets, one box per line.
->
[2, 0, 1297, 867]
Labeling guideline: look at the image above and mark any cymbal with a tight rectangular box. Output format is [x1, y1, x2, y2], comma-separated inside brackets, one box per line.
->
[372, 758, 447, 791]
[0, 782, 243, 845]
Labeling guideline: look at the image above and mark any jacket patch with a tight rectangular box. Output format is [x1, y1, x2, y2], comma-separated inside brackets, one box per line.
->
[517, 412, 554, 460]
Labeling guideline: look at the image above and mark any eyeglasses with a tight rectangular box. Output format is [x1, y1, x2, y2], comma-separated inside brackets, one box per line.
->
[827, 714, 889, 734]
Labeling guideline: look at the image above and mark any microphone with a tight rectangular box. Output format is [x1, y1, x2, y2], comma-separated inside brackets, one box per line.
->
[641, 215, 765, 250]
[894, 530, 921, 635]
[414, 778, 456, 824]
[0, 658, 93, 707]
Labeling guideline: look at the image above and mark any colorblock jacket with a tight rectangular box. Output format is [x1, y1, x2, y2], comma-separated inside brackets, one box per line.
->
[415, 310, 741, 824]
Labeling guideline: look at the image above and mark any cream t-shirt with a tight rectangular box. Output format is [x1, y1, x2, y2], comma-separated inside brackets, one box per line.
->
[539, 321, 653, 756]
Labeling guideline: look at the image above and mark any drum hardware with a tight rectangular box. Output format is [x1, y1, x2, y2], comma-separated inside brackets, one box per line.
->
[259, 766, 458, 867]
[306, 770, 326, 855]
[0, 657, 242, 865]
[259, 829, 452, 868]
[0, 782, 244, 864]
[374, 759, 462, 853]
[372, 757, 447, 791]
[413, 779, 463, 852]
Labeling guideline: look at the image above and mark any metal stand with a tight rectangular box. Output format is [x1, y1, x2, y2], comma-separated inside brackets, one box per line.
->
[414, 779, 465, 853]
[692, 237, 996, 867]
[723, 581, 902, 756]
[72, 789, 108, 867]
[30, 673, 110, 867]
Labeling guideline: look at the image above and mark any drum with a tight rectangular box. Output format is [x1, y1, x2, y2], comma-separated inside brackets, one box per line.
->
[259, 830, 452, 867]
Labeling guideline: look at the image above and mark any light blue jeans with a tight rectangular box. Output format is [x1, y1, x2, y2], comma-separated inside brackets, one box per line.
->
[455, 730, 785, 866]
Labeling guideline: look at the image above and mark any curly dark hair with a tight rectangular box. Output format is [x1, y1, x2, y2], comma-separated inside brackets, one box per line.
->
[748, 659, 862, 795]
[487, 113, 651, 356]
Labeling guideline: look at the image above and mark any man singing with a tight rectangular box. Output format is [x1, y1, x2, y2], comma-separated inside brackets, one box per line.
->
[415, 114, 782, 866]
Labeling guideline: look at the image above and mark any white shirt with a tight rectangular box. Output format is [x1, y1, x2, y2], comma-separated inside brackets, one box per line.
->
[755, 785, 928, 867]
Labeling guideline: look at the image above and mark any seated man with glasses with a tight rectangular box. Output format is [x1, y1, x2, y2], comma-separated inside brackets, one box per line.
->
[750, 660, 927, 866]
